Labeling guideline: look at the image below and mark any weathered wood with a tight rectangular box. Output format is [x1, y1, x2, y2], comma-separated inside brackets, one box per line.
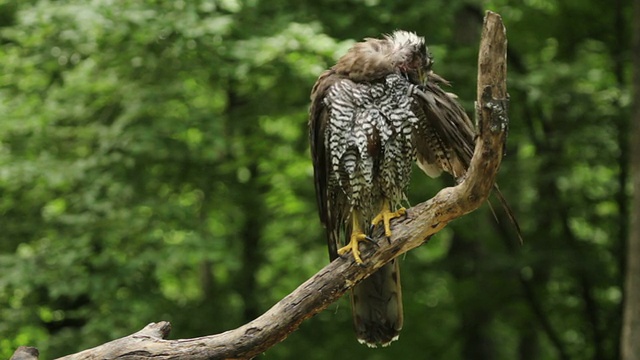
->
[10, 346, 39, 360]
[12, 11, 509, 360]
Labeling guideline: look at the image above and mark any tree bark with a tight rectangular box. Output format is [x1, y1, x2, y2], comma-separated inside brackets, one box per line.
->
[11, 11, 510, 360]
[621, 0, 640, 357]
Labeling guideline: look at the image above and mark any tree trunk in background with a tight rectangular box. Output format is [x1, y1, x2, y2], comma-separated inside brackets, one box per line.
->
[225, 86, 266, 324]
[238, 164, 264, 322]
[613, 0, 630, 356]
[621, 0, 640, 357]
[518, 327, 539, 360]
[448, 233, 496, 360]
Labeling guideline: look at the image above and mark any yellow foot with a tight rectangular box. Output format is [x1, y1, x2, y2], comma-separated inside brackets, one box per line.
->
[372, 203, 406, 237]
[338, 230, 368, 264]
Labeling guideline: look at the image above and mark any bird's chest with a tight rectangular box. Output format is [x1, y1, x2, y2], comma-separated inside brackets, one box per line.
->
[325, 75, 418, 201]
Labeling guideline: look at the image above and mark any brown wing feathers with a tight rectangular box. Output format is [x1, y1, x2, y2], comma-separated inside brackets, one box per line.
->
[413, 73, 523, 242]
[309, 70, 339, 260]
[412, 77, 474, 179]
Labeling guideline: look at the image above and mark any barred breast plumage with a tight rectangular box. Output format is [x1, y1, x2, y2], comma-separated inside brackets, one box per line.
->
[324, 74, 418, 221]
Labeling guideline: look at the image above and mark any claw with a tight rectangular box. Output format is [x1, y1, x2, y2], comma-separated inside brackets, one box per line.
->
[338, 211, 374, 264]
[372, 200, 406, 237]
[338, 230, 367, 264]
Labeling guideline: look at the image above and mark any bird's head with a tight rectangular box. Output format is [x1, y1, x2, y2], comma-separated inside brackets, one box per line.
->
[386, 30, 434, 85]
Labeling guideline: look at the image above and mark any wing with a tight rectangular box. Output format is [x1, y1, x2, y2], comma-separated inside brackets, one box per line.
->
[411, 74, 475, 180]
[412, 73, 523, 242]
[309, 70, 349, 260]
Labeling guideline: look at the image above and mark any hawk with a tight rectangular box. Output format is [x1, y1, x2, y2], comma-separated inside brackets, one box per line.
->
[309, 31, 482, 347]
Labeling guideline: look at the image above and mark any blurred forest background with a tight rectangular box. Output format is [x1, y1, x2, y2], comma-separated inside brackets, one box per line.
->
[0, 0, 637, 359]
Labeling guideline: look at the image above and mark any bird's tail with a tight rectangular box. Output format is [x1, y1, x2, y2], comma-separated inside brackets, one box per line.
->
[350, 258, 403, 347]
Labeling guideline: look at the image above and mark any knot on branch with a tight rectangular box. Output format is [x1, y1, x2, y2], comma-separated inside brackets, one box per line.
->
[481, 87, 509, 133]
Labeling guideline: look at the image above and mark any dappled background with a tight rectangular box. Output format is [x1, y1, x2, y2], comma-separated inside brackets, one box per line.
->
[0, 0, 632, 359]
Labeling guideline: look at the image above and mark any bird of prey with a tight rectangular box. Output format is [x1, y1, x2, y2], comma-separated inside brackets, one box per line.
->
[309, 30, 510, 347]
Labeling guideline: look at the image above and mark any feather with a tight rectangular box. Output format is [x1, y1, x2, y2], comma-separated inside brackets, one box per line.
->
[411, 72, 523, 243]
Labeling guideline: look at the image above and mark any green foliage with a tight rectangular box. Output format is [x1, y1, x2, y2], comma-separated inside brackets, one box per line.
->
[0, 0, 632, 359]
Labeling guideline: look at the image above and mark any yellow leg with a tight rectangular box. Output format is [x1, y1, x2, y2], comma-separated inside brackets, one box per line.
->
[338, 212, 368, 264]
[372, 200, 406, 237]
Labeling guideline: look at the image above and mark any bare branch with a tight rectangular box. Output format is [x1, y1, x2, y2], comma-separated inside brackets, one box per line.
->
[10, 347, 39, 360]
[12, 11, 509, 360]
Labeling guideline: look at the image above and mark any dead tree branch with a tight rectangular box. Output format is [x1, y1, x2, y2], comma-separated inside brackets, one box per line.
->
[12, 11, 509, 360]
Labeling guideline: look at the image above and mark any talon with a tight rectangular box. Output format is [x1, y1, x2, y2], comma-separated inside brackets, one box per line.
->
[337, 211, 371, 264]
[362, 235, 378, 247]
[372, 200, 406, 237]
[338, 230, 367, 264]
